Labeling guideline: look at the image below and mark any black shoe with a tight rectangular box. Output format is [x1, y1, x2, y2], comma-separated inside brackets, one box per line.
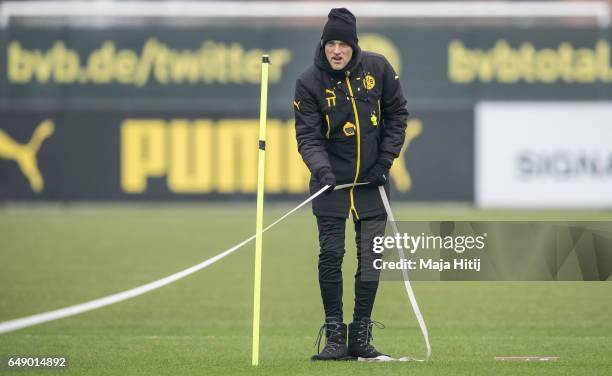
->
[348, 317, 389, 359]
[310, 317, 354, 361]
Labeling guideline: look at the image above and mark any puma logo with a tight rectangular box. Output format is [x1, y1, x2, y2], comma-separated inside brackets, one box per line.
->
[0, 119, 55, 192]
[391, 119, 422, 192]
[324, 89, 336, 107]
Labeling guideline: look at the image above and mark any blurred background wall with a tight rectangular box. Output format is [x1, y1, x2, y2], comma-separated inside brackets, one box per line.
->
[0, 0, 611, 207]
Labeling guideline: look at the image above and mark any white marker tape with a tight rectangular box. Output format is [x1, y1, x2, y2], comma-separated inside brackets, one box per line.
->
[0, 185, 331, 334]
[379, 185, 432, 361]
[0, 181, 432, 364]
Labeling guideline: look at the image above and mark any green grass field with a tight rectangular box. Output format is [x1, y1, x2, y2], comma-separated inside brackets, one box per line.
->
[1, 204, 611, 375]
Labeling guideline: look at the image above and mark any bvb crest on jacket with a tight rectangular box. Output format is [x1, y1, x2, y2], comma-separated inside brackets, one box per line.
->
[363, 74, 376, 90]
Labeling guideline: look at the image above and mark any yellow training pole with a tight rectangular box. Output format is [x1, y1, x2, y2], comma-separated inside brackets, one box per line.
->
[252, 54, 270, 366]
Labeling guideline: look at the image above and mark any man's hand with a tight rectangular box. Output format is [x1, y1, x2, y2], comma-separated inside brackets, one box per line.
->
[317, 167, 336, 194]
[366, 163, 389, 186]
[366, 154, 394, 186]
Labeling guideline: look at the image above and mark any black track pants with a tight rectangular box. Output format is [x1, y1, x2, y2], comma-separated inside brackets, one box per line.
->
[316, 213, 387, 322]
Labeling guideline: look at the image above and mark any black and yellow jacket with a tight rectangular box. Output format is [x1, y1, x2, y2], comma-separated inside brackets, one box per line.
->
[294, 44, 409, 218]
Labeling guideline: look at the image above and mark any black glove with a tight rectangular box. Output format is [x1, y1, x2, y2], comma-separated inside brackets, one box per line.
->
[366, 154, 394, 186]
[317, 167, 336, 194]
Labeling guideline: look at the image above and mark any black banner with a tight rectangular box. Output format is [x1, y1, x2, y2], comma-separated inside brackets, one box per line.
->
[1, 27, 611, 114]
[2, 24, 609, 201]
[0, 109, 472, 201]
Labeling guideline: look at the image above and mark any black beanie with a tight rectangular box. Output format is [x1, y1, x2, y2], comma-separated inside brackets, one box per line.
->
[321, 8, 358, 50]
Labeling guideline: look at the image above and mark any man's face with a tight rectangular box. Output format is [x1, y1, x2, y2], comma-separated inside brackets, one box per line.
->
[324, 40, 353, 70]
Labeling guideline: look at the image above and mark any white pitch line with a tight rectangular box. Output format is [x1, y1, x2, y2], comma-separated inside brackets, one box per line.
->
[495, 356, 560, 361]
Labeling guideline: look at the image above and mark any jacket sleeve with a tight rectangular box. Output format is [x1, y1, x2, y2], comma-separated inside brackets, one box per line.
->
[294, 77, 332, 178]
[379, 57, 409, 164]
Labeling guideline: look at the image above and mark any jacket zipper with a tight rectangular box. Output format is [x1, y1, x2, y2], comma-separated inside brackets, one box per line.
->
[345, 75, 361, 220]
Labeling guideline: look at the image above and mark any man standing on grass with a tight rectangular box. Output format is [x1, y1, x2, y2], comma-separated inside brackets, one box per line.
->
[293, 8, 409, 361]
